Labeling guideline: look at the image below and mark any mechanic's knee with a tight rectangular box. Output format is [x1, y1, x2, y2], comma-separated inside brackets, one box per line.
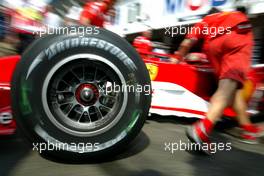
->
[212, 79, 238, 105]
[211, 91, 233, 107]
[218, 79, 238, 94]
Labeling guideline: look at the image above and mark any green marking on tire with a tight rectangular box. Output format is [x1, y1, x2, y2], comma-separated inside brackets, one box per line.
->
[20, 79, 32, 115]
[126, 109, 141, 133]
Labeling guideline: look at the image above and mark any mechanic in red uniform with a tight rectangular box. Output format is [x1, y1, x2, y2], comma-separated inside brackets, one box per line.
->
[80, 0, 115, 27]
[171, 7, 263, 153]
[133, 30, 153, 55]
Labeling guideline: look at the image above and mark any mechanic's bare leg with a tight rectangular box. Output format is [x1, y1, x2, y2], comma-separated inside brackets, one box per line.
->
[233, 90, 263, 143]
[206, 79, 238, 123]
[186, 79, 238, 154]
[233, 90, 251, 125]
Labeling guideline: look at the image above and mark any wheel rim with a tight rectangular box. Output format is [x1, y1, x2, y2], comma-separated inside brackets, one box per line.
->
[42, 54, 128, 137]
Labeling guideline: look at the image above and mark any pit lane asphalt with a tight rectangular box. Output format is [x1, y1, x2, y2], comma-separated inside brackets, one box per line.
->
[0, 115, 263, 176]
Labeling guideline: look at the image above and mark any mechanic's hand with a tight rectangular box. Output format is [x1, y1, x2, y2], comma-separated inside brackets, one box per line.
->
[169, 52, 183, 64]
[169, 57, 180, 64]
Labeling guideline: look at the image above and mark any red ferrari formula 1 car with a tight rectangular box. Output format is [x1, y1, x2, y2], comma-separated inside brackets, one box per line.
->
[0, 28, 263, 160]
[142, 51, 264, 119]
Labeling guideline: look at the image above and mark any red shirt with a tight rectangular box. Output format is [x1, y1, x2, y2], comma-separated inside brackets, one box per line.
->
[187, 11, 253, 84]
[80, 2, 108, 27]
[133, 36, 152, 53]
[186, 11, 251, 52]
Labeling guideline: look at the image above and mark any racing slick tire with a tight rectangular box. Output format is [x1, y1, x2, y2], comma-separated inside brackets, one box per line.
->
[11, 27, 151, 160]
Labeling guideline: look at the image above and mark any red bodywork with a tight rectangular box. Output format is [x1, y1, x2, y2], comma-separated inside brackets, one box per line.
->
[141, 51, 264, 117]
[0, 55, 20, 135]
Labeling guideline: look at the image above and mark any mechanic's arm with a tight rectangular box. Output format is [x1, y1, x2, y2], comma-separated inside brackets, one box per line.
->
[80, 16, 91, 26]
[170, 38, 196, 63]
[170, 21, 204, 63]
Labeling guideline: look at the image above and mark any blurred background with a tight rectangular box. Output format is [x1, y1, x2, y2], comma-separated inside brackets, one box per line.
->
[0, 0, 263, 63]
[0, 0, 263, 176]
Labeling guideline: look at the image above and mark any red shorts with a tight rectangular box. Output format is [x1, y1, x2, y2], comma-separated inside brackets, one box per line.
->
[205, 30, 253, 88]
